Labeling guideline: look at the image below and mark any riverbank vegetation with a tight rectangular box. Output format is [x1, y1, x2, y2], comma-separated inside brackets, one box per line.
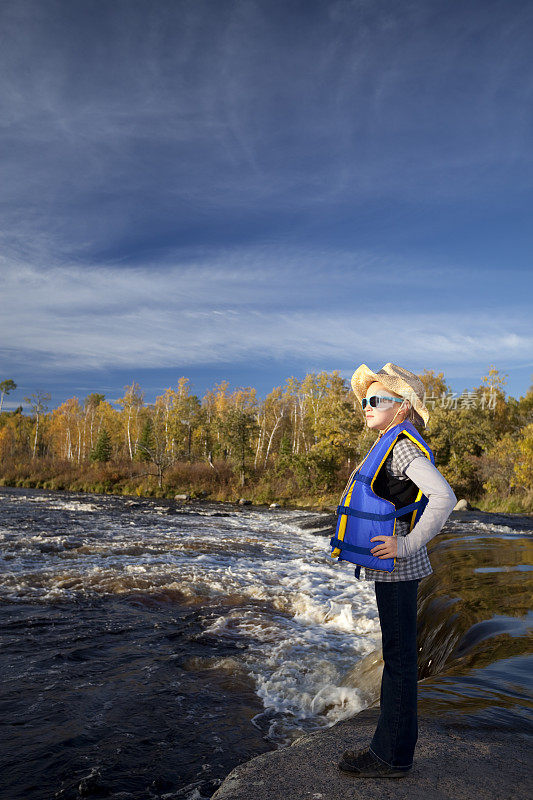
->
[1, 367, 532, 512]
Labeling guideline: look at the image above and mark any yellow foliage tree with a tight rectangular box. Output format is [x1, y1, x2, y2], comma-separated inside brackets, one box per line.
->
[480, 432, 520, 497]
[513, 423, 533, 494]
[116, 382, 144, 460]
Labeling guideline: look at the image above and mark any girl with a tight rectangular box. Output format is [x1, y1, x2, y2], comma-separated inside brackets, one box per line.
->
[337, 363, 457, 778]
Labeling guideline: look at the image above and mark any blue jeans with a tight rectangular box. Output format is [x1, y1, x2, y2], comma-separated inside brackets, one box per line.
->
[369, 578, 420, 770]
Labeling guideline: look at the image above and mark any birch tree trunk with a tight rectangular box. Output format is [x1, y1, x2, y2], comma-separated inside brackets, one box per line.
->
[263, 414, 283, 468]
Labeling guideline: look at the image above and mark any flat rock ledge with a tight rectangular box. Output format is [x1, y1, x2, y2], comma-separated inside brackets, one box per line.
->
[211, 708, 531, 800]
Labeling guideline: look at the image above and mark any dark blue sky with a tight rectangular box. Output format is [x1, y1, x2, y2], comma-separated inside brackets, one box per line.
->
[2, 0, 532, 409]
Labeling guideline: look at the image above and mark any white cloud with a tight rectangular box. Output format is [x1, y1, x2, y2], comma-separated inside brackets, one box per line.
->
[2, 253, 531, 373]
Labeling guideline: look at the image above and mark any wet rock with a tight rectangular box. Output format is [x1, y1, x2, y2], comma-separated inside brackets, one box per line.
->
[155, 506, 174, 514]
[293, 513, 337, 537]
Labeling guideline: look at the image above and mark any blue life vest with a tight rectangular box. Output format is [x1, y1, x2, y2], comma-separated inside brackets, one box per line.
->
[329, 421, 435, 579]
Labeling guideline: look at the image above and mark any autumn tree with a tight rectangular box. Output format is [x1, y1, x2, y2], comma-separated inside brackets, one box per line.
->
[254, 386, 286, 469]
[418, 368, 449, 404]
[197, 389, 217, 463]
[471, 365, 512, 437]
[49, 397, 83, 462]
[478, 432, 520, 497]
[0, 407, 29, 460]
[117, 382, 144, 460]
[282, 375, 305, 455]
[506, 378, 533, 433]
[513, 423, 533, 496]
[24, 390, 51, 458]
[222, 407, 258, 487]
[157, 379, 202, 460]
[311, 371, 363, 459]
[220, 388, 259, 487]
[199, 380, 233, 463]
[84, 393, 106, 453]
[135, 402, 177, 488]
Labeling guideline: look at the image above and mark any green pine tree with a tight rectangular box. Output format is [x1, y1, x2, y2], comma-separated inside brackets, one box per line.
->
[279, 433, 292, 456]
[90, 429, 112, 462]
[136, 418, 154, 462]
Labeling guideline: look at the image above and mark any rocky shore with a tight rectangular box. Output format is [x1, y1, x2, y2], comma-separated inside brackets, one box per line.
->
[211, 706, 531, 800]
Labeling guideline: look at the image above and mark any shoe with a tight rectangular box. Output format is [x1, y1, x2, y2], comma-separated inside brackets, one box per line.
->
[338, 747, 411, 778]
[339, 746, 367, 762]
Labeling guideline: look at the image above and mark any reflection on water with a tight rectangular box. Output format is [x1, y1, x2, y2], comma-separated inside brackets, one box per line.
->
[474, 565, 533, 572]
[416, 510, 533, 730]
[417, 654, 532, 731]
[0, 488, 532, 799]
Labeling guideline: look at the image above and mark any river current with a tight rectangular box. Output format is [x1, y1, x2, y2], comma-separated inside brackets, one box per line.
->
[1, 486, 531, 799]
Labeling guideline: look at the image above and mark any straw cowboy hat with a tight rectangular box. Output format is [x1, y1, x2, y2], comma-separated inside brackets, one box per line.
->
[351, 362, 430, 427]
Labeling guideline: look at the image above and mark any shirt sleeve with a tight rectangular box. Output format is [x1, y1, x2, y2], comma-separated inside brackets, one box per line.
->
[395, 456, 458, 558]
[390, 437, 426, 477]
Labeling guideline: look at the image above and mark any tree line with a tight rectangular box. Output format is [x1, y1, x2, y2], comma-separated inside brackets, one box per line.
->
[0, 368, 531, 510]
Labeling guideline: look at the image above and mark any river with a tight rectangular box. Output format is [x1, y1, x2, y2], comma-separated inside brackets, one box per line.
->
[1, 486, 531, 799]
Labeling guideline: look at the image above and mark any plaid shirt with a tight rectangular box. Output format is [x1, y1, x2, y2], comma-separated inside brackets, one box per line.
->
[362, 436, 434, 582]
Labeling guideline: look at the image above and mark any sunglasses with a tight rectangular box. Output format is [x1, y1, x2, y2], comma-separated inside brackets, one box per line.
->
[361, 395, 404, 411]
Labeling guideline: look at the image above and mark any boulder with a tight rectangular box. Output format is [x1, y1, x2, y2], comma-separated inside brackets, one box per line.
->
[211, 707, 530, 800]
[454, 499, 471, 511]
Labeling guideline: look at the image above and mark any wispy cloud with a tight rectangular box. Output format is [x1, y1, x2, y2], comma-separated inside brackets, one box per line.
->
[2, 0, 532, 262]
[3, 254, 531, 373]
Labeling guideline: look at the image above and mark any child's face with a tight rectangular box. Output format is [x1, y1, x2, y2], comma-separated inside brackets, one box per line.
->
[363, 381, 408, 432]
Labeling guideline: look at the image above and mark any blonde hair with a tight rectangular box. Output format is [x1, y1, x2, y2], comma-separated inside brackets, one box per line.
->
[406, 402, 425, 429]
